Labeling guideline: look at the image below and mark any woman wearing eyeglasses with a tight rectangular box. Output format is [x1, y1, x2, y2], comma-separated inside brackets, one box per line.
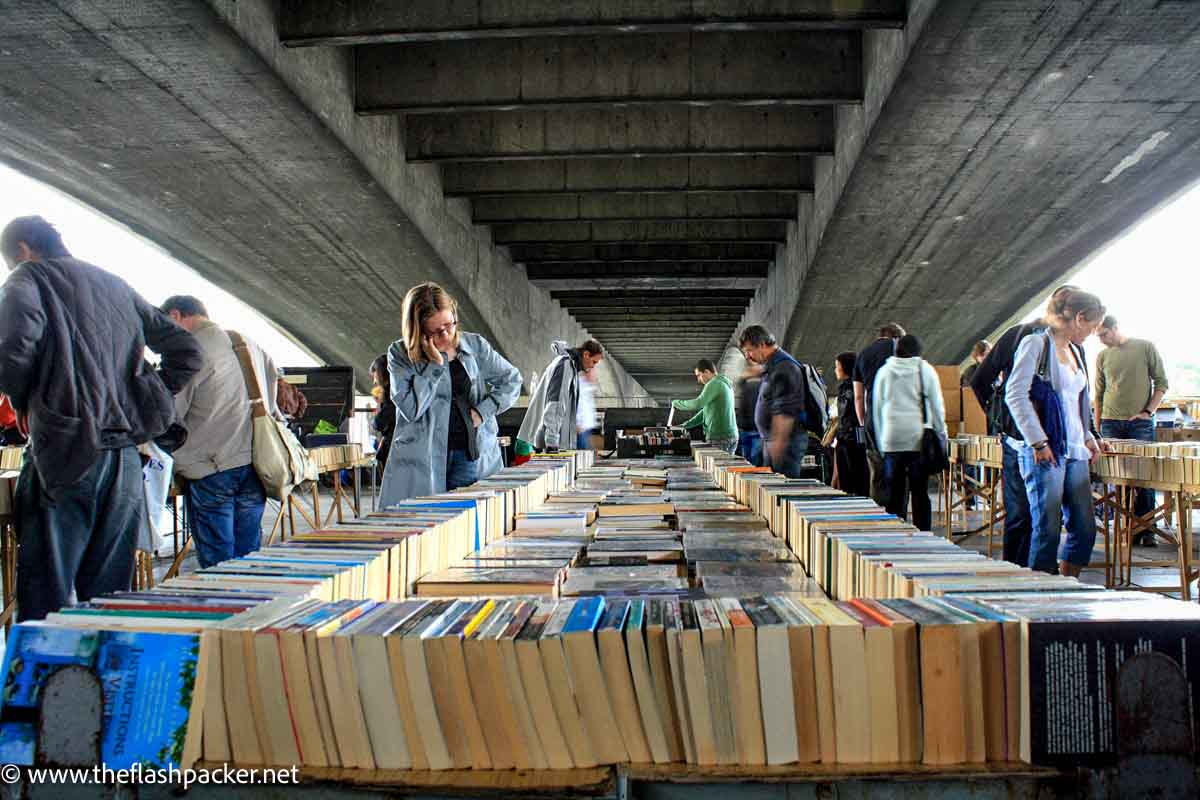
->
[378, 282, 522, 505]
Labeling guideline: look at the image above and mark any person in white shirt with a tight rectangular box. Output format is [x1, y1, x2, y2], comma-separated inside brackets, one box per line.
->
[576, 368, 598, 450]
[1004, 288, 1110, 576]
[871, 334, 947, 531]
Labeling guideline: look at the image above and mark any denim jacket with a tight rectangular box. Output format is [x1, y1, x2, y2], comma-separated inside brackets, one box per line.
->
[1004, 330, 1095, 452]
[380, 332, 522, 505]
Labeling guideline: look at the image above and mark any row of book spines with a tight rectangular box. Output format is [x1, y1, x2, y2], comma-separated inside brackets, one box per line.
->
[198, 592, 1021, 771]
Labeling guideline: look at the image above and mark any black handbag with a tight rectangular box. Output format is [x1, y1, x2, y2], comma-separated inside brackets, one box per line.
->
[917, 366, 950, 473]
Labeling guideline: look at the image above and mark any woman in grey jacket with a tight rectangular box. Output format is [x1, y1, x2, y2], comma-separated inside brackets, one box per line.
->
[379, 283, 522, 506]
[1005, 288, 1109, 576]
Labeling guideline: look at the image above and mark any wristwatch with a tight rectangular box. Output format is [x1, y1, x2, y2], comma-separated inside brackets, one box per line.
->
[1032, 440, 1049, 451]
[1142, 407, 1154, 416]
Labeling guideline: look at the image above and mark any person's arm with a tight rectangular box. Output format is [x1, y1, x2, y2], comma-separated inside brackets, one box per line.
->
[672, 382, 716, 413]
[471, 335, 523, 421]
[136, 294, 204, 394]
[0, 270, 46, 412]
[1004, 335, 1048, 447]
[388, 340, 447, 424]
[1142, 343, 1169, 419]
[767, 362, 804, 460]
[681, 411, 704, 429]
[853, 381, 867, 427]
[1093, 351, 1107, 428]
[970, 325, 1018, 406]
[925, 363, 948, 436]
[539, 358, 570, 450]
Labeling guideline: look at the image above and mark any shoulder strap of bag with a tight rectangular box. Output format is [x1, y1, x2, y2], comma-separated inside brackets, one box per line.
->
[916, 362, 929, 427]
[1036, 332, 1052, 380]
[228, 330, 267, 419]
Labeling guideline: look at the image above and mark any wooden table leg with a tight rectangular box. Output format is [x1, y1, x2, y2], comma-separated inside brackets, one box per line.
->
[333, 469, 345, 525]
[311, 481, 322, 530]
[1177, 491, 1192, 601]
[352, 464, 362, 518]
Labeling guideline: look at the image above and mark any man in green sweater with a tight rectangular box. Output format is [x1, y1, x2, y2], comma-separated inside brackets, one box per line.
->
[1095, 315, 1169, 545]
[672, 359, 738, 453]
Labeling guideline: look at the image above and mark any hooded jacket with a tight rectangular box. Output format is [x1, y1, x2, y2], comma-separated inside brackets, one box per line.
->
[0, 256, 202, 497]
[517, 341, 580, 451]
[672, 374, 737, 442]
[379, 331, 522, 506]
[871, 356, 947, 453]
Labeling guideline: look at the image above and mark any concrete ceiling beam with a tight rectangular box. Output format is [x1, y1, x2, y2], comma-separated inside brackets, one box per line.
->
[525, 261, 769, 279]
[442, 155, 814, 196]
[405, 106, 835, 162]
[508, 241, 778, 262]
[491, 220, 788, 244]
[355, 31, 861, 114]
[471, 192, 801, 223]
[282, 0, 905, 46]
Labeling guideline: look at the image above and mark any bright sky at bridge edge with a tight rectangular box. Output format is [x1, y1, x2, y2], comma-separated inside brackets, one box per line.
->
[2, 162, 1199, 393]
[0, 162, 318, 368]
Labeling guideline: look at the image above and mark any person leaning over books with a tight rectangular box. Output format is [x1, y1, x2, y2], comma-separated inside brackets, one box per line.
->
[0, 216, 203, 621]
[871, 335, 947, 532]
[969, 284, 1079, 567]
[671, 359, 738, 454]
[379, 282, 522, 505]
[518, 339, 605, 453]
[1005, 288, 1112, 577]
[1094, 314, 1169, 547]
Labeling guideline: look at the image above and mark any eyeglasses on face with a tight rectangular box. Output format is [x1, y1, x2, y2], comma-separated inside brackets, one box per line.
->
[424, 319, 458, 340]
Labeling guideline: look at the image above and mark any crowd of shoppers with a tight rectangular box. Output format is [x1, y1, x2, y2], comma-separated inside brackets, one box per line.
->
[0, 211, 1172, 621]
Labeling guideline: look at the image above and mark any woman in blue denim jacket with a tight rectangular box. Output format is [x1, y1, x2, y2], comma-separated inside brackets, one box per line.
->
[1005, 288, 1111, 576]
[379, 283, 522, 506]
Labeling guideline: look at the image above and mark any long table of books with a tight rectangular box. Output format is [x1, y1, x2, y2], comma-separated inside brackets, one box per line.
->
[950, 434, 1200, 599]
[2, 444, 1198, 797]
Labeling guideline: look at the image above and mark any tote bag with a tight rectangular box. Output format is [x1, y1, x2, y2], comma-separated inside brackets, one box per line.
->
[229, 331, 316, 500]
[916, 365, 950, 474]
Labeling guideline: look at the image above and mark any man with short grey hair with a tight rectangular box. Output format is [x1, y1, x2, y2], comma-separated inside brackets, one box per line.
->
[161, 295, 282, 567]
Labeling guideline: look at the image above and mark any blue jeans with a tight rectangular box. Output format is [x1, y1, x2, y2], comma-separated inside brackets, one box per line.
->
[446, 449, 480, 491]
[1100, 418, 1156, 522]
[737, 431, 762, 465]
[576, 429, 593, 451]
[1002, 441, 1032, 566]
[882, 452, 932, 532]
[768, 435, 808, 479]
[187, 464, 266, 569]
[1018, 449, 1096, 572]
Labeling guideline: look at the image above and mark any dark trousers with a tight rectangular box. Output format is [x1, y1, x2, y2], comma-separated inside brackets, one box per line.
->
[16, 446, 143, 621]
[1100, 418, 1157, 522]
[834, 438, 870, 497]
[446, 448, 480, 491]
[1001, 440, 1032, 566]
[737, 431, 762, 466]
[186, 464, 267, 569]
[882, 451, 933, 532]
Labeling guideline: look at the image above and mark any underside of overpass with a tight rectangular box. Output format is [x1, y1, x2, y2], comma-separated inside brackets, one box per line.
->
[2, 2, 1198, 403]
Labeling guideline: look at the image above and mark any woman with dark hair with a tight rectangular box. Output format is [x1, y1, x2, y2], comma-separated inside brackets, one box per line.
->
[871, 335, 947, 531]
[379, 282, 522, 505]
[833, 351, 869, 497]
[370, 353, 396, 470]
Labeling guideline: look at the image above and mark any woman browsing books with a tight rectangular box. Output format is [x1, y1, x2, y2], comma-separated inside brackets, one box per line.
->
[1004, 288, 1111, 577]
[379, 283, 522, 505]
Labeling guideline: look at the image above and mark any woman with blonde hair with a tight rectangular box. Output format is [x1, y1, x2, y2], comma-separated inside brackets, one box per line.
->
[379, 282, 522, 505]
[1005, 288, 1110, 576]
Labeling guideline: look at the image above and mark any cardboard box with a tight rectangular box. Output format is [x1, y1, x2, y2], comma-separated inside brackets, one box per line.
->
[933, 365, 962, 389]
[962, 388, 989, 435]
[941, 387, 963, 423]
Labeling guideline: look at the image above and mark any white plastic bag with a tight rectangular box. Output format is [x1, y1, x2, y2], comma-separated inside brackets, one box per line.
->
[140, 441, 174, 554]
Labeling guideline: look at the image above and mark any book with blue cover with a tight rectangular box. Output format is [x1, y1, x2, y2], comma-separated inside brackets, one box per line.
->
[0, 624, 199, 769]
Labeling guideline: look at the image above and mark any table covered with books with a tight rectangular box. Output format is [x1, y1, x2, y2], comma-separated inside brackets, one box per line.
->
[2, 445, 1198, 798]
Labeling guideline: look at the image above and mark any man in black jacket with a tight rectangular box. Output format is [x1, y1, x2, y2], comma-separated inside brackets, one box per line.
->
[0, 216, 203, 620]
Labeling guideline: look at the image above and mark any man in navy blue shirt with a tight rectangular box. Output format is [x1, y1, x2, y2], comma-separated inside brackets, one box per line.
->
[739, 325, 808, 478]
